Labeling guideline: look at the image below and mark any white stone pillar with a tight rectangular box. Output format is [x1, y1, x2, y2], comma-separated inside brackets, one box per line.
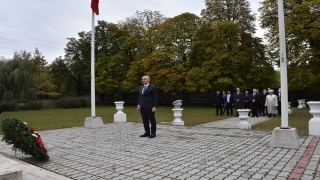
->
[307, 101, 320, 136]
[114, 101, 126, 122]
[237, 109, 251, 129]
[301, 99, 306, 108]
[171, 100, 184, 126]
[288, 102, 292, 114]
[298, 100, 303, 109]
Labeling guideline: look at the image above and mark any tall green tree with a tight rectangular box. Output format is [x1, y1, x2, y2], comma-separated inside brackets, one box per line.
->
[120, 10, 167, 92]
[201, 0, 257, 33]
[64, 32, 92, 96]
[143, 13, 201, 93]
[48, 56, 74, 96]
[0, 51, 37, 101]
[259, 0, 320, 93]
[186, 21, 276, 92]
[94, 21, 131, 99]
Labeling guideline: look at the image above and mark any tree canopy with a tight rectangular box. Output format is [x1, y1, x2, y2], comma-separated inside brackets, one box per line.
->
[259, 0, 320, 93]
[7, 1, 315, 101]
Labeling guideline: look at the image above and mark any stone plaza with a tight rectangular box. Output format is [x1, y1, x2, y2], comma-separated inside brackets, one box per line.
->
[0, 116, 319, 180]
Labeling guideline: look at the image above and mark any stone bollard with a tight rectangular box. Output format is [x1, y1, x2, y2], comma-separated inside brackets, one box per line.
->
[298, 100, 303, 109]
[288, 102, 292, 114]
[301, 99, 306, 108]
[171, 100, 184, 126]
[307, 101, 320, 136]
[114, 101, 126, 122]
[237, 109, 251, 129]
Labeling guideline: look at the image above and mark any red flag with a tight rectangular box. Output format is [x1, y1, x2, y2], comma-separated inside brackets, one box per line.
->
[91, 0, 99, 15]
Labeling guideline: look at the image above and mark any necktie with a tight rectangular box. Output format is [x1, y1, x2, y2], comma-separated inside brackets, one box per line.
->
[142, 86, 147, 94]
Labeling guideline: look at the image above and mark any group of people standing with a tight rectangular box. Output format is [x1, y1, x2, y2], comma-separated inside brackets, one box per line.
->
[213, 88, 282, 118]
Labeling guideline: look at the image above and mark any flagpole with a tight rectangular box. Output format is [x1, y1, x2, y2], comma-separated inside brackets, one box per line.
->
[91, 10, 96, 117]
[278, 0, 288, 128]
[269, 0, 299, 149]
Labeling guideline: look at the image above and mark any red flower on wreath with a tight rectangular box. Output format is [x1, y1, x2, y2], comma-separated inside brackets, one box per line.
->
[29, 126, 47, 153]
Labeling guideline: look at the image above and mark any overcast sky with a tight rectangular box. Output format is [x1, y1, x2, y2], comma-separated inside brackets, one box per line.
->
[0, 0, 265, 64]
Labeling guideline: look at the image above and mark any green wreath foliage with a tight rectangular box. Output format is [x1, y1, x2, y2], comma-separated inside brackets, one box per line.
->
[0, 118, 49, 161]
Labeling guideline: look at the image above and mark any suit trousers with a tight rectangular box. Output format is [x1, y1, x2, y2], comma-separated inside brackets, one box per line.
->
[278, 101, 281, 116]
[235, 105, 243, 117]
[216, 105, 222, 116]
[140, 108, 156, 134]
[251, 103, 259, 117]
[262, 106, 268, 115]
[244, 102, 251, 116]
[225, 103, 233, 115]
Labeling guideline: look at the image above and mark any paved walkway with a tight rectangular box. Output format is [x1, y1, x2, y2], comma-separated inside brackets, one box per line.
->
[197, 116, 269, 128]
[0, 117, 319, 180]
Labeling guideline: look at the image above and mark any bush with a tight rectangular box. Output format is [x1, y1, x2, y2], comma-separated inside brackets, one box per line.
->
[0, 101, 19, 111]
[54, 97, 90, 109]
[0, 118, 49, 161]
[24, 101, 43, 110]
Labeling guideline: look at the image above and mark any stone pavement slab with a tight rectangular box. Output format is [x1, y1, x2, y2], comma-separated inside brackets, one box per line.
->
[0, 154, 71, 180]
[0, 121, 318, 180]
[197, 116, 269, 128]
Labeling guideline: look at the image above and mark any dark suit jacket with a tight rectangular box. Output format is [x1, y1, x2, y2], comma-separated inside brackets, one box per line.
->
[233, 92, 244, 108]
[137, 84, 158, 109]
[224, 94, 234, 104]
[249, 93, 260, 105]
[260, 93, 267, 104]
[276, 92, 281, 102]
[243, 95, 250, 103]
[214, 94, 224, 106]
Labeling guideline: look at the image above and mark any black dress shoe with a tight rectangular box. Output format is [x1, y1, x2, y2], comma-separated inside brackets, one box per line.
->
[251, 116, 255, 117]
[149, 134, 156, 138]
[140, 132, 150, 137]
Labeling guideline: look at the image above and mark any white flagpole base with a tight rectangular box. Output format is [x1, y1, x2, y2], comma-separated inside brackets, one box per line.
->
[269, 127, 300, 149]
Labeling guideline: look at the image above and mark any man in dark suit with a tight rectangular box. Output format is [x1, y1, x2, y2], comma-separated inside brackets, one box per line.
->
[276, 88, 281, 116]
[249, 89, 260, 117]
[260, 89, 268, 116]
[222, 91, 226, 115]
[234, 88, 244, 117]
[224, 90, 234, 116]
[213, 90, 224, 116]
[256, 89, 262, 116]
[243, 91, 251, 116]
[137, 76, 158, 138]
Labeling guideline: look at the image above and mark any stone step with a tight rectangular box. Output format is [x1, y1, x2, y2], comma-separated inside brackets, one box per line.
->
[0, 168, 23, 180]
[0, 155, 71, 180]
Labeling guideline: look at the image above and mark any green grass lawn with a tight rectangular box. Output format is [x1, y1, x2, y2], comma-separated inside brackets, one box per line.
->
[0, 105, 228, 134]
[1, 105, 312, 134]
[251, 108, 312, 133]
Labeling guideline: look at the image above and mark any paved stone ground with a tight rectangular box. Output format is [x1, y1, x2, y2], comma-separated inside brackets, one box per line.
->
[0, 120, 319, 180]
[196, 116, 269, 129]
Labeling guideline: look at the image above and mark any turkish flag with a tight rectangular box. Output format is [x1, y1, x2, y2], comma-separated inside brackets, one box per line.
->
[91, 0, 99, 15]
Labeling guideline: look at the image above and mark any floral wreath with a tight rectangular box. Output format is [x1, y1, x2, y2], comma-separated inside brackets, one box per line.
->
[0, 118, 49, 161]
[25, 122, 47, 153]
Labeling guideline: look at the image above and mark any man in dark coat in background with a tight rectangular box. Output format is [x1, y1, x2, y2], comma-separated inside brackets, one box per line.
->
[260, 89, 268, 116]
[234, 88, 244, 117]
[214, 90, 224, 116]
[276, 88, 282, 116]
[250, 89, 260, 117]
[224, 90, 234, 116]
[243, 91, 251, 116]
